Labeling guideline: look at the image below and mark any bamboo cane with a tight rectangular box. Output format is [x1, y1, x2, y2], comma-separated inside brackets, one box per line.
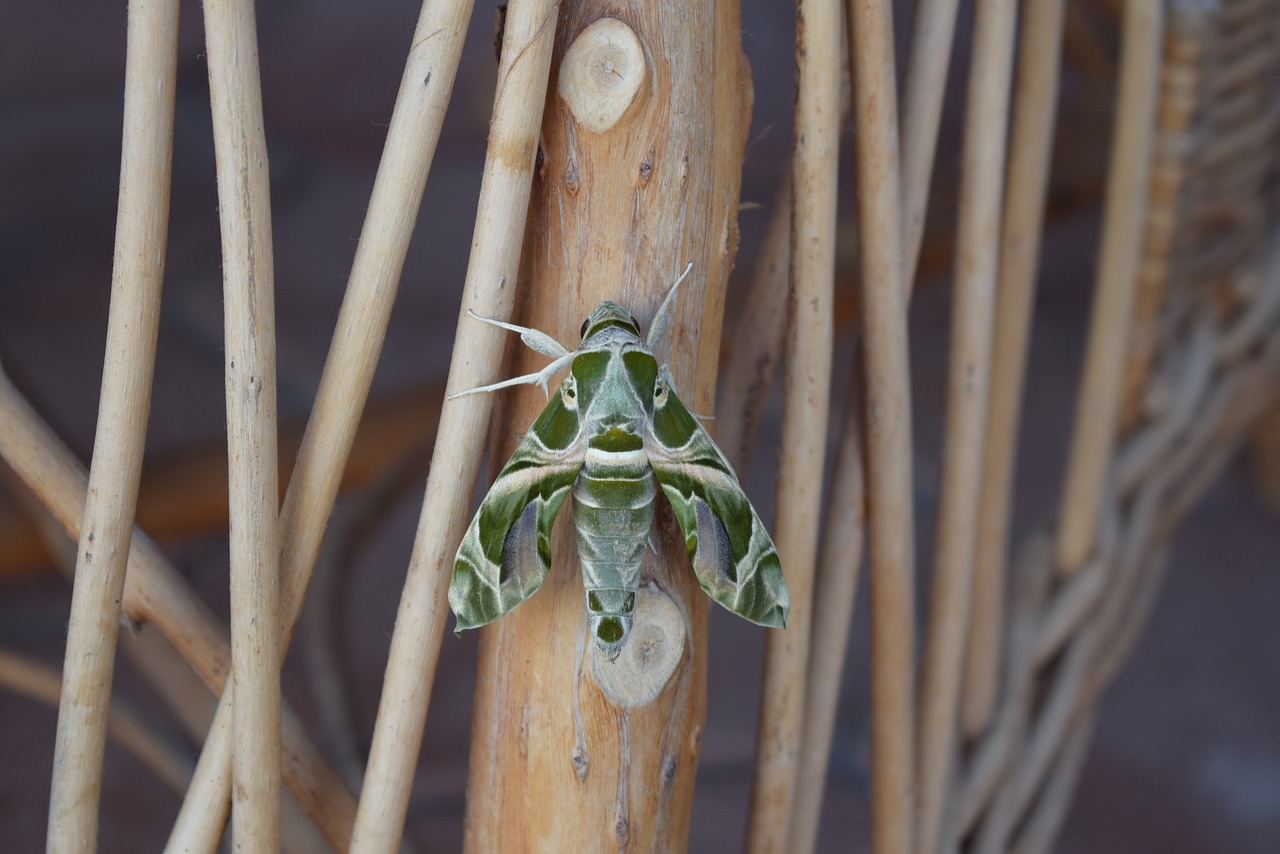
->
[1057, 0, 1165, 573]
[914, 1, 1019, 851]
[0, 369, 357, 848]
[787, 368, 866, 854]
[166, 0, 472, 844]
[847, 2, 915, 852]
[900, 0, 961, 291]
[45, 1, 178, 849]
[746, 0, 840, 846]
[462, 0, 752, 846]
[202, 0, 283, 846]
[962, 0, 1069, 741]
[348, 0, 561, 848]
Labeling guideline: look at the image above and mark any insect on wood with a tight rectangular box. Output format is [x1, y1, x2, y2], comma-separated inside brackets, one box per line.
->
[449, 266, 789, 659]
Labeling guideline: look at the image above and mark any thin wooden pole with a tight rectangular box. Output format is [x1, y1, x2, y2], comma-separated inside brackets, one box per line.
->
[900, 0, 961, 290]
[348, 0, 560, 847]
[787, 368, 866, 854]
[717, 178, 793, 472]
[1056, 0, 1164, 573]
[0, 369, 357, 848]
[914, 0, 1019, 851]
[166, 0, 473, 846]
[203, 0, 282, 845]
[746, 0, 840, 846]
[44, 1, 178, 849]
[963, 0, 1069, 740]
[847, 2, 915, 852]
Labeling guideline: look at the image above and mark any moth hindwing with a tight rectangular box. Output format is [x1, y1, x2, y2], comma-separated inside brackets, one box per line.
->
[449, 274, 789, 658]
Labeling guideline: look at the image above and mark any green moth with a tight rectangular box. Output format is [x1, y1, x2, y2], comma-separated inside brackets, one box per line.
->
[449, 266, 789, 659]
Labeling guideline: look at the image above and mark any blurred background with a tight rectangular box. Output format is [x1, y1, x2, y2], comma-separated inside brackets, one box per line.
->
[1, 0, 1277, 850]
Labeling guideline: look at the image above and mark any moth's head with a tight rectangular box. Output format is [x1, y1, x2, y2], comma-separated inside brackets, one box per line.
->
[580, 301, 641, 341]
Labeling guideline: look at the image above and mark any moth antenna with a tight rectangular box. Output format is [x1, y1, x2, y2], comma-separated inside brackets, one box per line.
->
[465, 309, 571, 358]
[646, 261, 693, 349]
[448, 351, 575, 401]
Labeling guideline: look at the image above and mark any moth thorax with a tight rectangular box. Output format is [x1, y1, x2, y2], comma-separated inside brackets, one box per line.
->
[587, 588, 636, 659]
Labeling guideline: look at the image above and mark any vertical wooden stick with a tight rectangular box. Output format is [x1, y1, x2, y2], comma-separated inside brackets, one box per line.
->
[787, 369, 866, 854]
[463, 0, 752, 847]
[914, 1, 1019, 851]
[1057, 0, 1164, 573]
[746, 0, 840, 847]
[45, 1, 179, 850]
[717, 178, 793, 471]
[166, 0, 475, 845]
[847, 2, 915, 852]
[348, 0, 561, 848]
[963, 0, 1069, 740]
[203, 0, 282, 847]
[899, 0, 961, 289]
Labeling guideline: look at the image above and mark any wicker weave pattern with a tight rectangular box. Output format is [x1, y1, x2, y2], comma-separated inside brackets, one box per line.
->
[953, 2, 1280, 850]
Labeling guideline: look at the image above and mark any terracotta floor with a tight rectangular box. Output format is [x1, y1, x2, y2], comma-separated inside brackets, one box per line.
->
[1, 2, 1277, 851]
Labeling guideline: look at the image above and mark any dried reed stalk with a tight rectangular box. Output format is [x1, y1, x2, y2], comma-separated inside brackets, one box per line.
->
[45, 1, 178, 849]
[1057, 0, 1165, 572]
[847, 2, 915, 852]
[717, 178, 792, 472]
[0, 370, 356, 848]
[963, 0, 1069, 740]
[348, 0, 560, 847]
[203, 0, 283, 846]
[167, 0, 473, 844]
[787, 370, 865, 854]
[747, 0, 841, 847]
[900, 0, 960, 289]
[914, 1, 1018, 851]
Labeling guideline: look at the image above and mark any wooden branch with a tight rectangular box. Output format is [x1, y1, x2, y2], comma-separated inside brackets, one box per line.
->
[202, 0, 282, 846]
[0, 371, 357, 849]
[963, 0, 1069, 740]
[1057, 0, 1164, 572]
[170, 0, 472, 840]
[348, 0, 562, 848]
[899, 0, 961, 289]
[787, 368, 866, 854]
[45, 1, 178, 848]
[915, 1, 1019, 851]
[716, 177, 792, 471]
[459, 0, 751, 848]
[847, 2, 916, 853]
[746, 0, 840, 846]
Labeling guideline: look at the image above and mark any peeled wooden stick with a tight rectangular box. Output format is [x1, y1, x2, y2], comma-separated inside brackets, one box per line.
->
[963, 0, 1070, 740]
[746, 0, 840, 847]
[899, 0, 961, 289]
[167, 0, 472, 842]
[914, 1, 1019, 852]
[45, 1, 179, 848]
[0, 369, 356, 849]
[202, 0, 283, 846]
[1057, 0, 1165, 573]
[787, 369, 866, 854]
[847, 2, 915, 853]
[348, 0, 561, 847]
[717, 177, 793, 471]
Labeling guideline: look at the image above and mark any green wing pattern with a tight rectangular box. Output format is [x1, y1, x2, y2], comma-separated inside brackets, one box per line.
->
[449, 388, 584, 632]
[646, 389, 790, 627]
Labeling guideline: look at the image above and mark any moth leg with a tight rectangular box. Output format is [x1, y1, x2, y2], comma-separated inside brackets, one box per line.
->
[646, 262, 693, 350]
[464, 309, 572, 358]
[448, 351, 575, 400]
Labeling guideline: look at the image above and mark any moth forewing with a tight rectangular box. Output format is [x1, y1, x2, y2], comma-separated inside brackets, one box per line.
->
[449, 281, 790, 656]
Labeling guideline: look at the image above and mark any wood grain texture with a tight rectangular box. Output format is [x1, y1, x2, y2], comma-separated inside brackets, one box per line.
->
[462, 0, 752, 850]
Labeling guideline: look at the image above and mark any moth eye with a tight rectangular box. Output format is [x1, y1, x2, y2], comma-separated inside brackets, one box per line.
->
[580, 317, 590, 338]
[629, 313, 640, 329]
